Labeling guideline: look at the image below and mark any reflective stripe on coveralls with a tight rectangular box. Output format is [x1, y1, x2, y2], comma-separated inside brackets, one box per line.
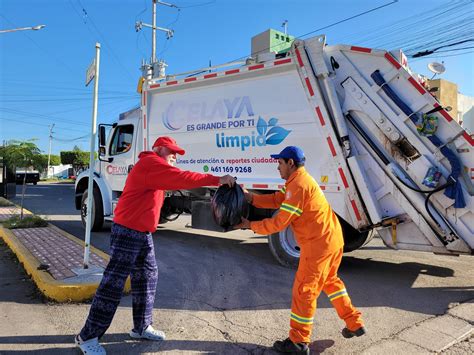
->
[290, 312, 314, 325]
[327, 288, 348, 301]
[280, 202, 303, 216]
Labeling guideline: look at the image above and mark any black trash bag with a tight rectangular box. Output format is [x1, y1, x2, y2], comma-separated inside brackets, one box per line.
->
[211, 184, 249, 231]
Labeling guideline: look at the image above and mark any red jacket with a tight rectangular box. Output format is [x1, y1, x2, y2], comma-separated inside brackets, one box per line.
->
[114, 151, 219, 233]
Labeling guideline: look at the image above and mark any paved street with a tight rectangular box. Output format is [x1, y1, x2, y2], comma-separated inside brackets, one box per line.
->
[1, 183, 472, 353]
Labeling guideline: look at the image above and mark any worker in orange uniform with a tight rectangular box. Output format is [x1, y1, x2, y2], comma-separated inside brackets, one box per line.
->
[235, 146, 365, 354]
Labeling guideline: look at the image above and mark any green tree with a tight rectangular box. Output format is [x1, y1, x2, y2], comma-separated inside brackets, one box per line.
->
[60, 146, 93, 175]
[32, 154, 60, 174]
[0, 140, 41, 218]
[50, 155, 61, 166]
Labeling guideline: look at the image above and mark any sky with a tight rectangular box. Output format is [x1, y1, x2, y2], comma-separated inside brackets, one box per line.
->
[1, 0, 473, 155]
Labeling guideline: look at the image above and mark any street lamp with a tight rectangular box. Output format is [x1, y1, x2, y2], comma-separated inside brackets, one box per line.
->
[0, 24, 46, 34]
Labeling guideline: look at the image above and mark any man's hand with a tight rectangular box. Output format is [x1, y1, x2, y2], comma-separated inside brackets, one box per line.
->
[219, 174, 236, 187]
[234, 217, 251, 230]
[243, 190, 253, 204]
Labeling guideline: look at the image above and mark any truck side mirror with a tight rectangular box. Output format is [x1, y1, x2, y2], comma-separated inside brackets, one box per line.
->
[99, 125, 106, 147]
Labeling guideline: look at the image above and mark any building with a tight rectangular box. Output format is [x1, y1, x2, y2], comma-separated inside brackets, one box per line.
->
[251, 28, 295, 57]
[427, 78, 473, 133]
[458, 93, 474, 133]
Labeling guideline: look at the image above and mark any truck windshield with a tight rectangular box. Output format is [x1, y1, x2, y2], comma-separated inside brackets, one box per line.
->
[110, 125, 134, 155]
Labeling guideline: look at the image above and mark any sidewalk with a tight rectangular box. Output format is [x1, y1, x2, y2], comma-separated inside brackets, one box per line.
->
[361, 299, 473, 354]
[0, 204, 130, 302]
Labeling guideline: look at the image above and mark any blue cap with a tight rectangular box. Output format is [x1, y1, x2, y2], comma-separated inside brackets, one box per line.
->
[270, 146, 305, 163]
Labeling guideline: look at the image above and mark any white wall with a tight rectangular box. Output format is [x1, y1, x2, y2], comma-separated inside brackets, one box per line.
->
[458, 93, 474, 134]
[43, 164, 72, 179]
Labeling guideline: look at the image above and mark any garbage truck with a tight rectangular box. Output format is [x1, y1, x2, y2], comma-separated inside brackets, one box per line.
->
[75, 31, 474, 267]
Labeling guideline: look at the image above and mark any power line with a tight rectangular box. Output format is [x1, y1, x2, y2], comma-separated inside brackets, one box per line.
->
[348, 0, 468, 47]
[298, 0, 399, 39]
[352, 0, 474, 57]
[53, 134, 89, 142]
[219, 0, 399, 66]
[410, 50, 474, 62]
[175, 0, 216, 9]
[68, 0, 136, 82]
[0, 108, 90, 127]
[0, 117, 88, 133]
[411, 39, 474, 57]
[0, 95, 136, 103]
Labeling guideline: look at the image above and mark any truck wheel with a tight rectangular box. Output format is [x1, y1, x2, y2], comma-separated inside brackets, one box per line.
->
[268, 225, 300, 268]
[81, 187, 104, 231]
[267, 214, 374, 268]
[339, 217, 374, 252]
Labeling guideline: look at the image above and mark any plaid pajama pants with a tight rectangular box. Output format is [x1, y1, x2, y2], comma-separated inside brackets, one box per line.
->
[80, 223, 158, 340]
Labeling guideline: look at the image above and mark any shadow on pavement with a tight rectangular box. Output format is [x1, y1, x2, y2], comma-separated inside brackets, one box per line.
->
[0, 334, 335, 354]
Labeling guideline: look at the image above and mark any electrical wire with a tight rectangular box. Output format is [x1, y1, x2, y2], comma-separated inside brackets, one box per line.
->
[349, 0, 474, 58]
[411, 39, 474, 57]
[1, 95, 136, 103]
[0, 117, 89, 133]
[53, 134, 89, 142]
[348, 1, 468, 47]
[175, 0, 216, 9]
[0, 108, 90, 127]
[218, 0, 399, 65]
[298, 0, 399, 39]
[410, 50, 474, 61]
[68, 0, 136, 81]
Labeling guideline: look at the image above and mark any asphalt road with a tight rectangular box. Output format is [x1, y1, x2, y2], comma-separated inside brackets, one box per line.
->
[2, 183, 473, 354]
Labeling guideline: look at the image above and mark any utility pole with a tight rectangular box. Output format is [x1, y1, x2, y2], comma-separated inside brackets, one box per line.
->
[47, 123, 55, 178]
[135, 0, 176, 79]
[282, 20, 288, 35]
[83, 43, 100, 269]
[152, 0, 157, 63]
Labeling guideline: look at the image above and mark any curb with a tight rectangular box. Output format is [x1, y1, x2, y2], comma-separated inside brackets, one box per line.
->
[0, 208, 130, 302]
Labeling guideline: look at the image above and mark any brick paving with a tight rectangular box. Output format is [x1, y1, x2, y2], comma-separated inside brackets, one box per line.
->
[0, 206, 22, 221]
[11, 227, 107, 280]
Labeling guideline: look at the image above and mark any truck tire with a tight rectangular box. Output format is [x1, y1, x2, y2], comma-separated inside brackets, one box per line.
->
[340, 217, 374, 252]
[81, 187, 104, 231]
[267, 214, 373, 268]
[268, 226, 300, 268]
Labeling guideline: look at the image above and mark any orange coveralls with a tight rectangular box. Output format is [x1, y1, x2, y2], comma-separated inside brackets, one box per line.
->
[250, 167, 364, 343]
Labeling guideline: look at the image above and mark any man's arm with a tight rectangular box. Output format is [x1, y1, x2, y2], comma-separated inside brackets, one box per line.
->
[246, 186, 286, 209]
[146, 162, 234, 190]
[239, 185, 303, 235]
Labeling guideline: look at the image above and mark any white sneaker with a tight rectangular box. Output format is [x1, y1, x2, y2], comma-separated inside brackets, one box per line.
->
[129, 325, 166, 341]
[75, 335, 106, 355]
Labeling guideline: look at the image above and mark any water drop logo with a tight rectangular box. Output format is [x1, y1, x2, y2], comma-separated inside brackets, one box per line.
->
[256, 117, 291, 145]
[216, 116, 291, 151]
[162, 103, 186, 131]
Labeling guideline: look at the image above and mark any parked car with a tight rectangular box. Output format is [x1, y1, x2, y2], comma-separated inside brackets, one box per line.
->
[15, 171, 40, 185]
